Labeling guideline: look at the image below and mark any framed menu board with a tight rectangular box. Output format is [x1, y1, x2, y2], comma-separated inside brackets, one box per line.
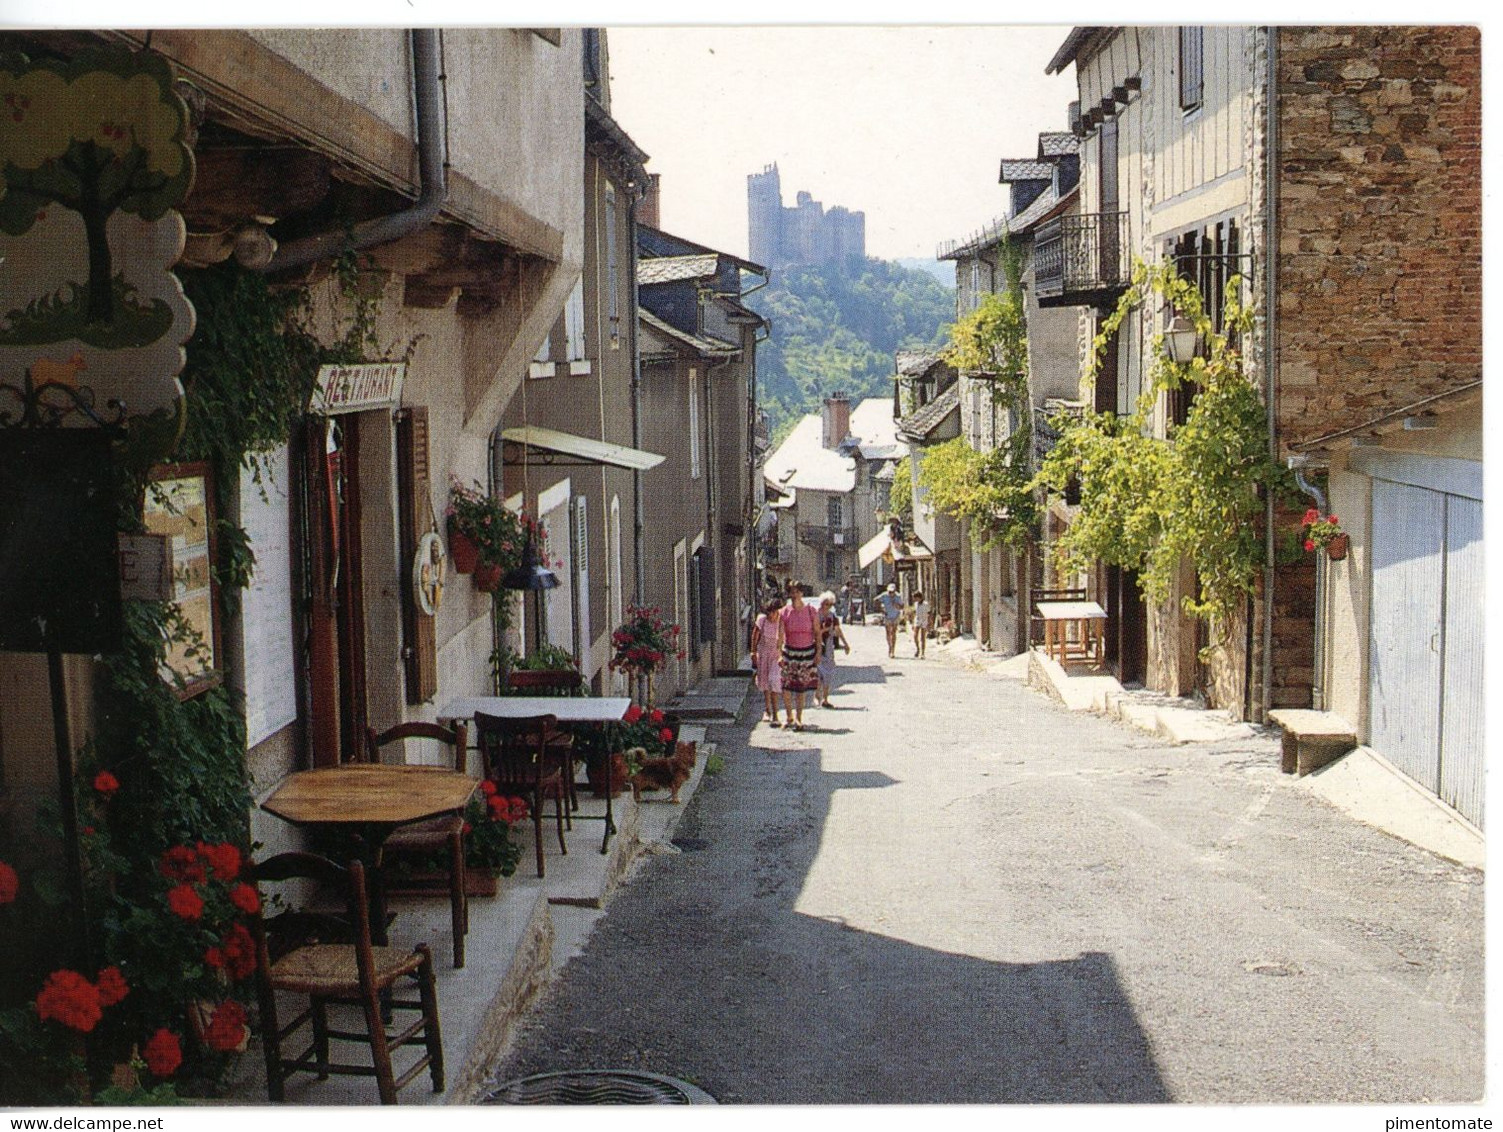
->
[143, 462, 221, 698]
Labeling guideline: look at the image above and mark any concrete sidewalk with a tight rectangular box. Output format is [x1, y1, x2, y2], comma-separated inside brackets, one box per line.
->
[924, 631, 1483, 872]
[224, 705, 738, 1106]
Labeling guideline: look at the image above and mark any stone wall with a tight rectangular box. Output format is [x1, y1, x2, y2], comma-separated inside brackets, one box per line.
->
[1275, 26, 1481, 450]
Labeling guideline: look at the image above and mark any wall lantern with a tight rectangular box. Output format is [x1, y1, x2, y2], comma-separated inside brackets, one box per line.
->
[1165, 316, 1200, 365]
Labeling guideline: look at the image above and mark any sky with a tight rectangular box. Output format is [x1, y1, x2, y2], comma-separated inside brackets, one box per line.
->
[606, 25, 1078, 264]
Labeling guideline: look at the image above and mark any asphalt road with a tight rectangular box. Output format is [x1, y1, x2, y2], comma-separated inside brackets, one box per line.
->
[489, 623, 1484, 1104]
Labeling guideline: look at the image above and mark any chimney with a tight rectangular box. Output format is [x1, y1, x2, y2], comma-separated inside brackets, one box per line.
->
[822, 391, 852, 449]
[638, 173, 661, 228]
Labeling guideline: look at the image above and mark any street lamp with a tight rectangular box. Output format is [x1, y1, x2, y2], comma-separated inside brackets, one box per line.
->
[1165, 315, 1200, 365]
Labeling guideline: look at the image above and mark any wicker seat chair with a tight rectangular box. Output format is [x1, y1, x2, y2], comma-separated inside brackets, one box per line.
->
[247, 852, 443, 1105]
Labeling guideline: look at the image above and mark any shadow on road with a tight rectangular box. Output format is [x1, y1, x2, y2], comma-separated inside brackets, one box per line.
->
[495, 710, 1171, 1104]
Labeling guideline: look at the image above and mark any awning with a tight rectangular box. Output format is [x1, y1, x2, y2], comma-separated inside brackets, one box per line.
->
[499, 425, 665, 472]
[857, 530, 934, 570]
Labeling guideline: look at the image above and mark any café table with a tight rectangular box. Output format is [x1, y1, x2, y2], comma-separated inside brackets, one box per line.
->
[437, 696, 632, 854]
[261, 763, 477, 946]
[1035, 600, 1108, 666]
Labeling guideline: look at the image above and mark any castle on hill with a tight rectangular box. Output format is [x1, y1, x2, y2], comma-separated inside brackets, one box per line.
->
[747, 163, 865, 271]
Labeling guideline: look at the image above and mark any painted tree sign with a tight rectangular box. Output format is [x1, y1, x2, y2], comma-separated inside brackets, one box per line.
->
[0, 49, 195, 435]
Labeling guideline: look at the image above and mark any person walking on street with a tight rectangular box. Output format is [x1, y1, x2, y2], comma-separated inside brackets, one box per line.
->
[911, 592, 930, 658]
[751, 598, 785, 725]
[877, 583, 905, 658]
[815, 591, 850, 708]
[779, 581, 821, 731]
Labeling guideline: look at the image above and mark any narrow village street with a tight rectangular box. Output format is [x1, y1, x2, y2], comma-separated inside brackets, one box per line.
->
[492, 622, 1483, 1105]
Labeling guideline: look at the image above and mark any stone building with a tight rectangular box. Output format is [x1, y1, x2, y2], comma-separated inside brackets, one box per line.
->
[938, 127, 1084, 656]
[636, 224, 767, 696]
[1046, 26, 1481, 825]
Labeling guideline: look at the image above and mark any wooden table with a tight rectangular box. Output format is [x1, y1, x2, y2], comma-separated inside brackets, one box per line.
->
[1035, 600, 1107, 666]
[262, 764, 477, 945]
[437, 696, 632, 854]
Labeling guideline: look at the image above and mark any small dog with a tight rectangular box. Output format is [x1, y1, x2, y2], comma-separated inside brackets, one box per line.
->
[629, 740, 697, 803]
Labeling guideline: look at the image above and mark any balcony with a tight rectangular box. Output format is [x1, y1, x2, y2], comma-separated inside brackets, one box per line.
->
[1034, 212, 1130, 309]
[796, 524, 859, 549]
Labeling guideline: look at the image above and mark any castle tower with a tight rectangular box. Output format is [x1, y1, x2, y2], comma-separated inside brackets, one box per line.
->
[747, 163, 782, 268]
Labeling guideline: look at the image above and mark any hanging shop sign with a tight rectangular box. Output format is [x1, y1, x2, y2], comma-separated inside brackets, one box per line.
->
[310, 362, 407, 415]
[0, 50, 196, 453]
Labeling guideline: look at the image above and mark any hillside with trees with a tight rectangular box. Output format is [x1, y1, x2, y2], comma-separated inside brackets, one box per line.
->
[749, 258, 954, 442]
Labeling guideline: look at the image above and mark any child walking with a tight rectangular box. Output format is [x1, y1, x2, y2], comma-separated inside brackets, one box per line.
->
[750, 598, 785, 725]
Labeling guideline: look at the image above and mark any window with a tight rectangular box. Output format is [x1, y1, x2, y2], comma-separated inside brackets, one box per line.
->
[1179, 26, 1204, 112]
[564, 277, 586, 361]
[688, 369, 701, 479]
[827, 495, 843, 530]
[825, 551, 842, 582]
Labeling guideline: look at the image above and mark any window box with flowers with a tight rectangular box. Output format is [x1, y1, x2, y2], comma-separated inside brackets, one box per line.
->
[1302, 509, 1348, 561]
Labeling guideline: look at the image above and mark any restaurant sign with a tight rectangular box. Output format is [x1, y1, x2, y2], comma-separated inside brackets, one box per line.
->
[310, 362, 407, 415]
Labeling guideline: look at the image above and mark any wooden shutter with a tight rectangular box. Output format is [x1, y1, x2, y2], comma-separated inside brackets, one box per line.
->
[396, 407, 438, 703]
[696, 545, 716, 644]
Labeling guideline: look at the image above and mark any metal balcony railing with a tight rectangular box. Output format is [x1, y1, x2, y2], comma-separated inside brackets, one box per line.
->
[1034, 212, 1130, 308]
[796, 524, 859, 549]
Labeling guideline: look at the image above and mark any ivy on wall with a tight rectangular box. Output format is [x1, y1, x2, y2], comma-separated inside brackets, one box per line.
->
[923, 239, 1037, 551]
[0, 260, 387, 1103]
[1033, 261, 1294, 641]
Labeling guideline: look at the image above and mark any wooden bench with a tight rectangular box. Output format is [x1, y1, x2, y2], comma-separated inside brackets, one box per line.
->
[1268, 709, 1358, 776]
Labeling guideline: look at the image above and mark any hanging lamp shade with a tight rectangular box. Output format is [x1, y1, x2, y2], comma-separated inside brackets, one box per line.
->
[502, 534, 559, 591]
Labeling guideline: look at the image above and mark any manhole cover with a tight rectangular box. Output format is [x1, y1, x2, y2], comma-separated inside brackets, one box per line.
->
[482, 1070, 716, 1105]
[671, 837, 709, 851]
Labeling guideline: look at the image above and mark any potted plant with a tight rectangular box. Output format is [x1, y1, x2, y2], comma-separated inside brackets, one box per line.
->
[608, 604, 684, 702]
[578, 703, 679, 797]
[1302, 508, 1348, 561]
[446, 478, 541, 584]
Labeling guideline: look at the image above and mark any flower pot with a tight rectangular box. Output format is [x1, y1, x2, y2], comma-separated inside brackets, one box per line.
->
[587, 752, 631, 798]
[387, 869, 499, 897]
[448, 519, 480, 574]
[1325, 533, 1350, 562]
[474, 561, 503, 592]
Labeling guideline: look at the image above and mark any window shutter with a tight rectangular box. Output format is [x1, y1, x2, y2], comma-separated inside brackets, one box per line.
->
[695, 545, 716, 644]
[396, 407, 438, 703]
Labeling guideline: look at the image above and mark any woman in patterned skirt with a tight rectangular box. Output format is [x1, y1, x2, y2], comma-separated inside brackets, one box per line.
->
[779, 580, 821, 731]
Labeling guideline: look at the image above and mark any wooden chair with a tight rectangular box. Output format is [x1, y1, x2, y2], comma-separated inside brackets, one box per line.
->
[363, 721, 470, 968]
[247, 852, 444, 1106]
[474, 712, 569, 878]
[505, 669, 584, 810]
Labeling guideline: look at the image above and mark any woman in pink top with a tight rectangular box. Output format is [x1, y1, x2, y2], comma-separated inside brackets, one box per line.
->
[750, 598, 785, 725]
[778, 580, 821, 731]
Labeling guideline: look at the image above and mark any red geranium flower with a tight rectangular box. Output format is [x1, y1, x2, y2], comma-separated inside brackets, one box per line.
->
[35, 969, 103, 1033]
[203, 1000, 248, 1052]
[487, 793, 509, 819]
[1304, 539, 1316, 552]
[229, 882, 260, 915]
[218, 922, 257, 980]
[1303, 507, 1320, 525]
[167, 884, 204, 921]
[506, 797, 530, 824]
[0, 860, 18, 904]
[649, 708, 664, 724]
[93, 770, 120, 796]
[142, 1028, 182, 1078]
[160, 846, 206, 883]
[659, 728, 674, 743]
[479, 779, 497, 796]
[623, 704, 644, 724]
[205, 944, 225, 972]
[94, 965, 129, 1007]
[198, 841, 242, 881]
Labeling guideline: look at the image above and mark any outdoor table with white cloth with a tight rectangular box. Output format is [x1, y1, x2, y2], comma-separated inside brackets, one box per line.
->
[436, 696, 632, 853]
[1035, 600, 1107, 666]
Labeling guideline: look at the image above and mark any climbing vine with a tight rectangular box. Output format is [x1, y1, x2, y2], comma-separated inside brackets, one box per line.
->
[0, 260, 395, 1102]
[1034, 261, 1294, 639]
[927, 238, 1037, 550]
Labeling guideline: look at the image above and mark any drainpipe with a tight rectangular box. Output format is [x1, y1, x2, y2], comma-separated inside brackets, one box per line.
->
[256, 29, 448, 273]
[1289, 454, 1328, 711]
[1260, 25, 1280, 723]
[628, 194, 646, 608]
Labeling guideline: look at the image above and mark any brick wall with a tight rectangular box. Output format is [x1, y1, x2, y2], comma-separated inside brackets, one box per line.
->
[1275, 25, 1481, 450]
